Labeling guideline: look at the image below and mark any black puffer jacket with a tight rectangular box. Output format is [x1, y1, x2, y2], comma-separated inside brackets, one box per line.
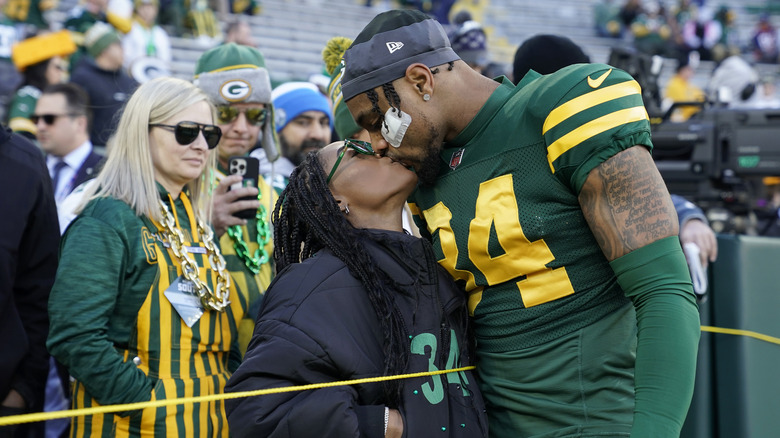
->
[225, 229, 488, 438]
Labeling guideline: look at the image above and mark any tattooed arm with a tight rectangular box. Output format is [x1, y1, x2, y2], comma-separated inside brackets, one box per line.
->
[579, 145, 700, 438]
[578, 145, 678, 261]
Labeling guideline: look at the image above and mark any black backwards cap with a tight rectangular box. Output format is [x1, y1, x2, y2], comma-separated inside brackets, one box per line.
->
[341, 9, 461, 101]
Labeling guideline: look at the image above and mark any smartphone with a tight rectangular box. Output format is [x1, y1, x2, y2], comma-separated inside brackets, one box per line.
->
[228, 156, 260, 220]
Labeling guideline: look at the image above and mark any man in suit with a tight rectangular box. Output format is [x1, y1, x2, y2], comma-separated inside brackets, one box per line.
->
[33, 82, 104, 209]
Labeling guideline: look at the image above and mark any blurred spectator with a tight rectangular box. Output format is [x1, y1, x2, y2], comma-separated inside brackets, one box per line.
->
[663, 54, 705, 121]
[122, 0, 172, 82]
[711, 5, 740, 63]
[70, 22, 138, 146]
[512, 34, 589, 84]
[671, 0, 695, 29]
[251, 81, 331, 187]
[228, 0, 260, 15]
[7, 31, 76, 140]
[0, 122, 60, 438]
[449, 14, 488, 74]
[35, 83, 103, 207]
[707, 55, 767, 108]
[156, 0, 185, 37]
[759, 176, 780, 236]
[618, 0, 642, 29]
[65, 0, 132, 70]
[594, 0, 623, 38]
[185, 0, 221, 47]
[0, 0, 22, 124]
[2, 0, 57, 34]
[756, 75, 780, 108]
[224, 19, 255, 47]
[65, 0, 132, 34]
[681, 6, 722, 61]
[750, 13, 779, 64]
[631, 1, 675, 57]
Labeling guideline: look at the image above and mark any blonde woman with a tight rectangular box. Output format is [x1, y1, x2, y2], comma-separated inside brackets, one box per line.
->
[47, 76, 246, 437]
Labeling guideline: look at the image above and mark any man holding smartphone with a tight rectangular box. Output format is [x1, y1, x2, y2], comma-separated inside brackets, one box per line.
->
[193, 43, 279, 354]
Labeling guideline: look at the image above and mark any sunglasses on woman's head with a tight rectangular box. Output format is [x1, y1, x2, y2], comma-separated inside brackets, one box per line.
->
[216, 106, 267, 126]
[150, 121, 222, 149]
[326, 139, 374, 183]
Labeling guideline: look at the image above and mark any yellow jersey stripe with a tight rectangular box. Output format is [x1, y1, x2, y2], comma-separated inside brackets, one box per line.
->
[547, 106, 649, 170]
[542, 81, 642, 135]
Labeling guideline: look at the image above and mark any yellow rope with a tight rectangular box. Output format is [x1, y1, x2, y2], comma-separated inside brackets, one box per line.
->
[700, 325, 780, 345]
[3, 325, 777, 427]
[0, 366, 476, 427]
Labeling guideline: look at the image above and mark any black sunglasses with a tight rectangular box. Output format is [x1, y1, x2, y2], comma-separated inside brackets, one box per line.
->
[31, 113, 80, 125]
[150, 121, 222, 149]
[216, 106, 267, 126]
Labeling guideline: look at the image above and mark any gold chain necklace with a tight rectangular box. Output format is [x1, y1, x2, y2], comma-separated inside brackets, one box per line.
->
[157, 200, 231, 312]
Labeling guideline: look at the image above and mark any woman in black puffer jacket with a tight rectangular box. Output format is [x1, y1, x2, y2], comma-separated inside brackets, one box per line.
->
[225, 140, 488, 438]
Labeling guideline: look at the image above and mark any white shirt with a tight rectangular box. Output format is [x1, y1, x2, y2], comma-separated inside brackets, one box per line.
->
[47, 141, 93, 204]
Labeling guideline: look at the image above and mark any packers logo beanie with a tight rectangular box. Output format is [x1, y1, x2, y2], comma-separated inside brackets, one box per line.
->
[193, 43, 279, 161]
[341, 9, 460, 101]
[193, 43, 272, 106]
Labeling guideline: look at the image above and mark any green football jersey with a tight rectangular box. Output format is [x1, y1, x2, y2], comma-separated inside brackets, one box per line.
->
[409, 64, 653, 353]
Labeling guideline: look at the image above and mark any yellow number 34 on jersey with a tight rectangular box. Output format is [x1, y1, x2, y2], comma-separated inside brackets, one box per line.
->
[411, 174, 575, 314]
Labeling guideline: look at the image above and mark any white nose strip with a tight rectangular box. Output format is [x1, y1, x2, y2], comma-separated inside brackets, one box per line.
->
[381, 107, 411, 148]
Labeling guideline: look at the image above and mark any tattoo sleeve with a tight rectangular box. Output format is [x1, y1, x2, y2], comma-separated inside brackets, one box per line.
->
[579, 146, 678, 261]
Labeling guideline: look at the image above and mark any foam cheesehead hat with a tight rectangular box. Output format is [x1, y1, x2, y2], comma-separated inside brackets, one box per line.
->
[84, 22, 122, 58]
[193, 42, 279, 161]
[271, 81, 332, 133]
[341, 9, 461, 102]
[11, 30, 77, 71]
[323, 36, 361, 139]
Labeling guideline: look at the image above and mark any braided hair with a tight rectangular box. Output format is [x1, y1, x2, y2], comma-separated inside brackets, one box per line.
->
[365, 61, 455, 124]
[273, 151, 410, 407]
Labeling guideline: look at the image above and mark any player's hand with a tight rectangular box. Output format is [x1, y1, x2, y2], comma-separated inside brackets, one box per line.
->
[680, 219, 718, 268]
[212, 174, 259, 237]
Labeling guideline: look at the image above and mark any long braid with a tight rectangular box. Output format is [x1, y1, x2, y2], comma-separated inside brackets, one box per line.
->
[273, 152, 410, 407]
[382, 83, 402, 114]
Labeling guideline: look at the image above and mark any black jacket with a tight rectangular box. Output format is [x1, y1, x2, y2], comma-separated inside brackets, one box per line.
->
[70, 59, 138, 147]
[225, 229, 488, 438]
[0, 125, 59, 414]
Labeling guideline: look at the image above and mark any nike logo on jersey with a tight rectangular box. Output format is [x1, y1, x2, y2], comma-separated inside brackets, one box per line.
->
[386, 42, 404, 53]
[587, 68, 612, 88]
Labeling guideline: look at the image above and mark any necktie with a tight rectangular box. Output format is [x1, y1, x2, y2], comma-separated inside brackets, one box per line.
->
[51, 159, 68, 198]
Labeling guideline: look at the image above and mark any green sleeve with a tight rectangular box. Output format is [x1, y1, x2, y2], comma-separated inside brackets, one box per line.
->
[46, 215, 154, 408]
[609, 236, 700, 438]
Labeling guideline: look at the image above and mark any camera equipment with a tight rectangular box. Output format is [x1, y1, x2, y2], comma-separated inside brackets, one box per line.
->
[608, 47, 780, 234]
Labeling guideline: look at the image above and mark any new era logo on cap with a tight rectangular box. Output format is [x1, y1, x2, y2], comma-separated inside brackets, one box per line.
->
[386, 42, 404, 54]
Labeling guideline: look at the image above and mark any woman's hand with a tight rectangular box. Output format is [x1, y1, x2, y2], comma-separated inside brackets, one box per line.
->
[386, 408, 403, 438]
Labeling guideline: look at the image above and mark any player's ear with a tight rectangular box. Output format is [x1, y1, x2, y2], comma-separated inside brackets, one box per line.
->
[405, 63, 434, 99]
